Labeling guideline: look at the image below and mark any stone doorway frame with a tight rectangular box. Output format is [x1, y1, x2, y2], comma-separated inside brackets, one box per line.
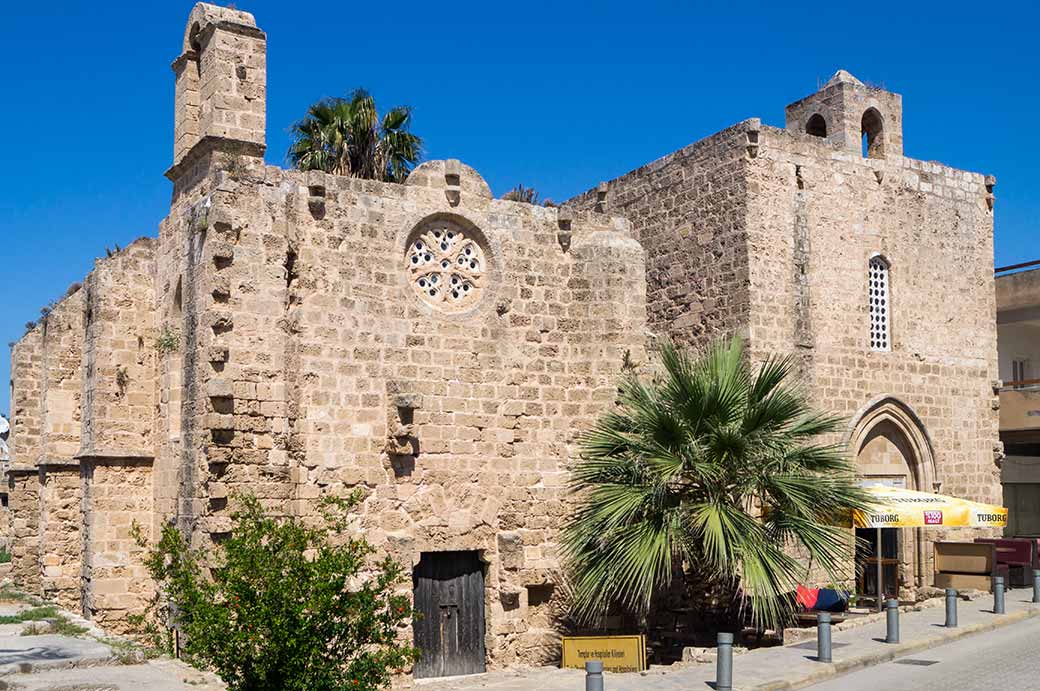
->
[845, 396, 938, 590]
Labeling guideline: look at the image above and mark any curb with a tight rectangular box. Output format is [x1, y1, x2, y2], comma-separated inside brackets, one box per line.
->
[0, 652, 118, 677]
[744, 606, 1039, 691]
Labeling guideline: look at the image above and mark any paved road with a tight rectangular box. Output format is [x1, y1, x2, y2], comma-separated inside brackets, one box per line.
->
[808, 615, 1040, 690]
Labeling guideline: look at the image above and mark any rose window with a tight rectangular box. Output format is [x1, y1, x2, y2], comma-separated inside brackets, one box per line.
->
[407, 221, 487, 313]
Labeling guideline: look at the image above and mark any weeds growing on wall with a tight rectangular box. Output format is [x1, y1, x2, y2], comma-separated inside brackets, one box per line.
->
[115, 366, 130, 397]
[155, 327, 181, 355]
[132, 493, 417, 691]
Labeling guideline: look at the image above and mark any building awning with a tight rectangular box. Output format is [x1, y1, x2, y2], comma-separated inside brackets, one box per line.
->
[853, 485, 1007, 529]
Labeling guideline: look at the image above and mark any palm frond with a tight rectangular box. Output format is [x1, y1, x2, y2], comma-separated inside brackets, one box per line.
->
[287, 89, 423, 181]
[562, 335, 865, 633]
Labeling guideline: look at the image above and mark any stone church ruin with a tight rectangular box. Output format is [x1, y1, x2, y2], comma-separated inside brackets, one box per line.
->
[3, 3, 1002, 677]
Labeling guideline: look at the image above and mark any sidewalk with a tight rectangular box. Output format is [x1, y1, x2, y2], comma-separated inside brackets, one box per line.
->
[0, 598, 224, 690]
[418, 590, 1039, 691]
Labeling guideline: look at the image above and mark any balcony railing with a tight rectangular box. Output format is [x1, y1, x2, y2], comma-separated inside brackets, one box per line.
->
[1000, 378, 1040, 392]
[999, 383, 1040, 432]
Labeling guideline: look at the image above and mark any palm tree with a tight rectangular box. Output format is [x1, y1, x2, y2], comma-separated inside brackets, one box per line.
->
[561, 337, 872, 633]
[288, 89, 422, 182]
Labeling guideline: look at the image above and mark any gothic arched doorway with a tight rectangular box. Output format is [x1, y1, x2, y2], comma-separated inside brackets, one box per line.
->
[846, 397, 937, 601]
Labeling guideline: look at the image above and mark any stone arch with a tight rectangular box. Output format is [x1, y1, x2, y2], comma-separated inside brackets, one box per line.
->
[806, 113, 827, 138]
[845, 396, 936, 490]
[861, 107, 885, 159]
[846, 396, 937, 589]
[182, 3, 257, 53]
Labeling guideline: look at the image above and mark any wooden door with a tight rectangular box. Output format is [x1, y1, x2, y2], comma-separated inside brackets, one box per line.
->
[413, 551, 486, 679]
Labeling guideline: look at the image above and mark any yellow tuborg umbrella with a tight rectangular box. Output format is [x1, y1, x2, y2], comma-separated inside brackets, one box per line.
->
[852, 486, 1007, 611]
[854, 485, 1007, 529]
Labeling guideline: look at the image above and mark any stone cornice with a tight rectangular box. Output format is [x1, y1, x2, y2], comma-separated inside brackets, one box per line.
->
[37, 457, 80, 469]
[75, 448, 154, 464]
[196, 21, 266, 53]
[170, 50, 199, 72]
[165, 135, 265, 182]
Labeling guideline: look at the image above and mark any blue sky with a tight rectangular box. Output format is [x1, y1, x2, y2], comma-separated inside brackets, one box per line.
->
[0, 1, 1036, 413]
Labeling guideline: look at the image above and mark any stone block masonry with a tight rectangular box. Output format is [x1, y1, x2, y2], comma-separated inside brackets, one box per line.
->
[567, 69, 999, 598]
[1, 0, 1001, 679]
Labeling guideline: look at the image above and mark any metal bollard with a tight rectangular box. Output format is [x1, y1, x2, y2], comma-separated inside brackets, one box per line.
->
[716, 632, 733, 691]
[885, 598, 900, 643]
[1034, 569, 1040, 604]
[945, 588, 958, 627]
[817, 611, 832, 663]
[585, 660, 604, 691]
[994, 576, 1006, 614]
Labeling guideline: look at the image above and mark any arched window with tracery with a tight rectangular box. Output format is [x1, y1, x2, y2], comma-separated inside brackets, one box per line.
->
[868, 255, 890, 351]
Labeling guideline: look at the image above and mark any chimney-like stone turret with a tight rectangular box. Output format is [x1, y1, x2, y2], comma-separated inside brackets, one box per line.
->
[784, 69, 903, 159]
[169, 3, 266, 176]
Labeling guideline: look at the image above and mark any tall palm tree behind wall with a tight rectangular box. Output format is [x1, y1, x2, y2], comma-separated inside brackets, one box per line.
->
[288, 89, 422, 182]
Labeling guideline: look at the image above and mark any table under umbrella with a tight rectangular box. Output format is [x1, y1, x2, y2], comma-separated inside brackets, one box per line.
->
[853, 486, 1008, 611]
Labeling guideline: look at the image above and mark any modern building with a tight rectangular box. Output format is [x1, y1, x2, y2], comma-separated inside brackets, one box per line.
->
[996, 263, 1040, 536]
[4, 3, 1002, 677]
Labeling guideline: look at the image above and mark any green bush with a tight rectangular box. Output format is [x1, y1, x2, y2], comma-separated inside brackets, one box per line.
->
[135, 494, 416, 691]
[0, 548, 11, 564]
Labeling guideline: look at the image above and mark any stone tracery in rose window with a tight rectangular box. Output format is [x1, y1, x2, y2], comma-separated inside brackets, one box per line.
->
[407, 220, 487, 313]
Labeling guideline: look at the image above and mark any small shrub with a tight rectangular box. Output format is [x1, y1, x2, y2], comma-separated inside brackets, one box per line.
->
[51, 618, 88, 637]
[0, 548, 11, 564]
[501, 184, 539, 204]
[115, 366, 130, 396]
[219, 153, 247, 179]
[155, 327, 181, 355]
[134, 493, 417, 691]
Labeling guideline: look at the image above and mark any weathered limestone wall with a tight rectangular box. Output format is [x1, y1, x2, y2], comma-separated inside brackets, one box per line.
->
[747, 125, 999, 499]
[566, 79, 999, 596]
[35, 292, 86, 608]
[7, 291, 86, 600]
[39, 290, 85, 462]
[10, 328, 44, 466]
[6, 470, 40, 593]
[154, 153, 647, 666]
[82, 460, 154, 633]
[80, 239, 158, 459]
[174, 4, 266, 165]
[746, 125, 1000, 583]
[566, 121, 755, 350]
[38, 467, 82, 609]
[75, 241, 158, 623]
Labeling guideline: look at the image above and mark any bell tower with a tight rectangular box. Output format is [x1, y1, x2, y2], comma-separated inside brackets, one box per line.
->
[169, 3, 266, 175]
[784, 70, 903, 159]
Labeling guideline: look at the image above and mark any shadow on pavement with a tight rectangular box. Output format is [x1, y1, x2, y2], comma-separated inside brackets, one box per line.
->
[0, 645, 76, 665]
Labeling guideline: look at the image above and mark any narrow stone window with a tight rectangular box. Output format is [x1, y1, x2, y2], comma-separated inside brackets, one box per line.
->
[861, 108, 885, 159]
[868, 256, 890, 351]
[806, 113, 827, 138]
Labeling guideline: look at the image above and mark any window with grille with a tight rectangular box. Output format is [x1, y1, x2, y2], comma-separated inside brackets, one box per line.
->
[868, 256, 890, 351]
